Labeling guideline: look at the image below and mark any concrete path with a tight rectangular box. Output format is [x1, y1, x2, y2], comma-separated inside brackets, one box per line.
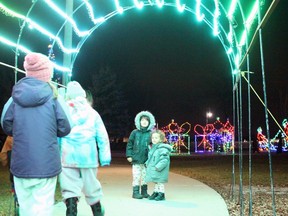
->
[53, 164, 229, 216]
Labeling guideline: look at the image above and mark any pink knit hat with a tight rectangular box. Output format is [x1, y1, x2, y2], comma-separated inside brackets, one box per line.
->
[23, 52, 53, 82]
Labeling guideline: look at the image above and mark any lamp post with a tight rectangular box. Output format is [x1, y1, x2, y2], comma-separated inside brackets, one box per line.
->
[206, 111, 213, 125]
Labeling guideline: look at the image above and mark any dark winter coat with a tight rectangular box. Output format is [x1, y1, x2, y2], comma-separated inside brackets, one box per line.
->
[126, 111, 156, 164]
[145, 143, 172, 183]
[0, 77, 71, 178]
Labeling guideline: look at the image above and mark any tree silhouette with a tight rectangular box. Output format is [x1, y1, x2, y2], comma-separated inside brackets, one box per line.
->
[89, 66, 131, 141]
[0, 69, 14, 112]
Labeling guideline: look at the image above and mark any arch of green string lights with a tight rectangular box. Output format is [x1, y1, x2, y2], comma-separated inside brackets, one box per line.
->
[0, 0, 260, 76]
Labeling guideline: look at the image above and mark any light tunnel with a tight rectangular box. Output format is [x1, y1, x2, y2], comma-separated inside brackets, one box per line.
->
[0, 2, 282, 215]
[0, 0, 282, 143]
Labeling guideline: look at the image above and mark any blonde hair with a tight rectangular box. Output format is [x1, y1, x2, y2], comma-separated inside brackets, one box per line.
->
[151, 129, 166, 142]
[48, 82, 58, 98]
[86, 90, 93, 106]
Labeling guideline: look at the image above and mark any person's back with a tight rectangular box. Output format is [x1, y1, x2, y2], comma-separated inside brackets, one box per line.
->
[5, 77, 69, 177]
[61, 95, 110, 168]
[59, 81, 111, 216]
[1, 52, 71, 216]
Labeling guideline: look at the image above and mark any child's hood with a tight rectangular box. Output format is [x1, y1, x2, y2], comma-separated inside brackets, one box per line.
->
[134, 111, 156, 131]
[12, 77, 53, 107]
[67, 97, 90, 125]
[158, 143, 173, 152]
[151, 143, 172, 152]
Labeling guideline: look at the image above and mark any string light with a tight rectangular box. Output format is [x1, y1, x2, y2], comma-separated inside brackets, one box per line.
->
[81, 0, 105, 24]
[114, 0, 124, 14]
[0, 2, 79, 54]
[245, 1, 259, 31]
[176, 0, 185, 12]
[156, 0, 165, 8]
[134, 0, 144, 9]
[193, 118, 234, 152]
[196, 0, 204, 21]
[227, 0, 237, 21]
[44, 0, 90, 37]
[0, 36, 31, 54]
[213, 0, 220, 36]
[161, 119, 191, 154]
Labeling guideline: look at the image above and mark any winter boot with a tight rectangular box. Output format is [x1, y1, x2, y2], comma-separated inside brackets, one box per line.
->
[148, 192, 159, 200]
[65, 197, 78, 216]
[132, 186, 143, 199]
[141, 185, 150, 198]
[91, 202, 105, 216]
[155, 192, 165, 201]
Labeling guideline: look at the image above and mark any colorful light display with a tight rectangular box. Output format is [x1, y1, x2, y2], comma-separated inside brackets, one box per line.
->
[194, 124, 215, 152]
[194, 118, 234, 153]
[160, 118, 234, 154]
[256, 127, 269, 152]
[162, 119, 191, 154]
[267, 119, 288, 152]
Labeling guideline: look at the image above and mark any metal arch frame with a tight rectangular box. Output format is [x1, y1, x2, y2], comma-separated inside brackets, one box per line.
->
[13, 1, 38, 84]
[70, 2, 239, 76]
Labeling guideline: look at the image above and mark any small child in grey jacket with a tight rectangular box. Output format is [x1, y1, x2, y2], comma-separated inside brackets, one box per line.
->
[145, 129, 172, 201]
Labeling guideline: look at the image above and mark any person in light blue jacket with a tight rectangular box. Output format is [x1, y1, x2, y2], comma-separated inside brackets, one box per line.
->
[1, 52, 71, 216]
[59, 81, 111, 216]
[145, 129, 172, 201]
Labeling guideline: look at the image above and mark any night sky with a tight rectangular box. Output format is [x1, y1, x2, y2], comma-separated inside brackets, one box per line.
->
[74, 7, 233, 128]
[0, 1, 288, 138]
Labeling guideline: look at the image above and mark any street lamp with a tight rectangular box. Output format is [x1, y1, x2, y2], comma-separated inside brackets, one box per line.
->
[206, 111, 213, 125]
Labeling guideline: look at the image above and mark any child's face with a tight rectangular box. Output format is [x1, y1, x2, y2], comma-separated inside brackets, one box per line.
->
[152, 133, 161, 144]
[140, 117, 149, 128]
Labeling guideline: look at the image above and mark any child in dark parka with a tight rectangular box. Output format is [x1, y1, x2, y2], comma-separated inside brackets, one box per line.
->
[126, 111, 156, 199]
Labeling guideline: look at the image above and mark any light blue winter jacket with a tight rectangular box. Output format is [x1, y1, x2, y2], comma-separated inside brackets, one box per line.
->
[145, 143, 172, 183]
[59, 97, 111, 168]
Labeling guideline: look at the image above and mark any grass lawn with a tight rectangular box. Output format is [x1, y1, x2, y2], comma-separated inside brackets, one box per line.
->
[0, 166, 12, 216]
[170, 152, 288, 187]
[169, 152, 288, 215]
[0, 151, 287, 215]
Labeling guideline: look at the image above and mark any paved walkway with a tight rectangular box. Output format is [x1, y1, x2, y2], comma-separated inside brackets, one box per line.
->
[53, 164, 229, 216]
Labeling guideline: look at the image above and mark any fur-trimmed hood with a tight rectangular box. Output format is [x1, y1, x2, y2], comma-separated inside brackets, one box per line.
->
[134, 111, 156, 131]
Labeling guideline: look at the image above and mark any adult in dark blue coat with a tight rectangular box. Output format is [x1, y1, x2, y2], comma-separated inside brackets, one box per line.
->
[1, 52, 71, 216]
